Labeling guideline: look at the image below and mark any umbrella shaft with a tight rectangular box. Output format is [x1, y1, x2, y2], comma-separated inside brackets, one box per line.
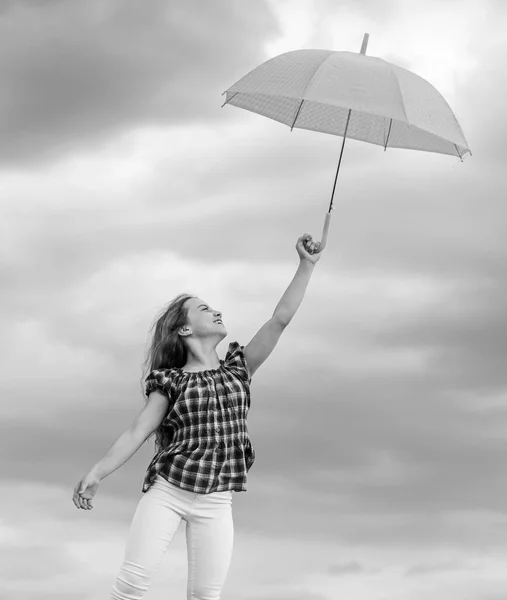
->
[328, 109, 351, 212]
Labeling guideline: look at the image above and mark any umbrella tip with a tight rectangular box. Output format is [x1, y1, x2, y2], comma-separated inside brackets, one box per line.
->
[360, 33, 369, 55]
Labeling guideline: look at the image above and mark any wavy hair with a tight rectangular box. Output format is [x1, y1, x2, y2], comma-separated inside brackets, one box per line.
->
[140, 292, 195, 453]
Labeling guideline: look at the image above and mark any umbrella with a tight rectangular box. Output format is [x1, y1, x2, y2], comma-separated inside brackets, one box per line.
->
[221, 33, 471, 252]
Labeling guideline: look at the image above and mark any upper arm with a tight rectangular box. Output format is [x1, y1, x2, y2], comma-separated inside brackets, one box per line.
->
[243, 317, 287, 379]
[132, 390, 170, 440]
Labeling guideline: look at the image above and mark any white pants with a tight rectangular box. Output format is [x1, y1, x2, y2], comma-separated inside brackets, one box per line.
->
[110, 474, 234, 600]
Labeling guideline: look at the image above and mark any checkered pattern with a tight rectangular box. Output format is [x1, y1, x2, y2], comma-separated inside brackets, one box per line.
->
[141, 341, 255, 495]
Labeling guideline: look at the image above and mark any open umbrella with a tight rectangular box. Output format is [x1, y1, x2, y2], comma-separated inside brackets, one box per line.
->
[221, 33, 471, 252]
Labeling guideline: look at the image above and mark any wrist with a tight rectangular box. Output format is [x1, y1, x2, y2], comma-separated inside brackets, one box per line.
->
[300, 258, 316, 267]
[90, 465, 104, 481]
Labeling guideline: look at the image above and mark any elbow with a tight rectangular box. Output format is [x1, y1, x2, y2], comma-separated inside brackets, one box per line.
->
[272, 313, 290, 328]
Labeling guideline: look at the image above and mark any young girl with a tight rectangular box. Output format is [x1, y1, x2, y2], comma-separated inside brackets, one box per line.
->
[73, 233, 323, 599]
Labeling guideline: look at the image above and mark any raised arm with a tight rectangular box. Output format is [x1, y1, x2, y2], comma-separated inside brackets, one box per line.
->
[243, 233, 323, 378]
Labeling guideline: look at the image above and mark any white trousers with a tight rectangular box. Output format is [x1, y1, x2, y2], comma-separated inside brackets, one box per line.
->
[110, 474, 234, 600]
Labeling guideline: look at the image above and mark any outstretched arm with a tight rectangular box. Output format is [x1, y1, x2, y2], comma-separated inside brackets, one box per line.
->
[273, 257, 315, 326]
[243, 233, 323, 378]
[273, 233, 322, 326]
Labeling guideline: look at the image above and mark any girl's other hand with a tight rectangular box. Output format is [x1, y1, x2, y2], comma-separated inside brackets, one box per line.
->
[73, 471, 100, 510]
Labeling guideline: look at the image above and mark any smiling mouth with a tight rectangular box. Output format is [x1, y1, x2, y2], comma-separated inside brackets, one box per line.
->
[215, 320, 224, 325]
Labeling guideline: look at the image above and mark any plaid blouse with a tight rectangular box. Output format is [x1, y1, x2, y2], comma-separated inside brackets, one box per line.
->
[141, 341, 256, 495]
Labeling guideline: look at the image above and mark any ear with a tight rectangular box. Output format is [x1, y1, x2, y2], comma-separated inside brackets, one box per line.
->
[178, 327, 192, 337]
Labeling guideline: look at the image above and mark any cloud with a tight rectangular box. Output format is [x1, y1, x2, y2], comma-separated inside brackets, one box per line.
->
[0, 0, 279, 166]
[405, 559, 478, 577]
[327, 560, 365, 576]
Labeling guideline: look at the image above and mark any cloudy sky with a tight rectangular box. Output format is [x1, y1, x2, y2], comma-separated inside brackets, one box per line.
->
[2, 0, 507, 599]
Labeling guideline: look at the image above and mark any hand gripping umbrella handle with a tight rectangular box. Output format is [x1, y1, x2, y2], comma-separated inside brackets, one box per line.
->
[317, 211, 332, 252]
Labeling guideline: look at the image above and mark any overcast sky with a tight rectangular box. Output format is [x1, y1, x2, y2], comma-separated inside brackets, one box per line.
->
[2, 1, 507, 599]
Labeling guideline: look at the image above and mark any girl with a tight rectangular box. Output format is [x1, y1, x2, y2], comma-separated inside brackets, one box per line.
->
[72, 233, 323, 599]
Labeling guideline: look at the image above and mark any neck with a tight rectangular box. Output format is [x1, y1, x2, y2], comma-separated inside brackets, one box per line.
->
[184, 339, 221, 370]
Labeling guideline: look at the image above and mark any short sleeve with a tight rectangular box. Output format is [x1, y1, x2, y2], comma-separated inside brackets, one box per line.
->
[224, 341, 252, 383]
[144, 369, 172, 399]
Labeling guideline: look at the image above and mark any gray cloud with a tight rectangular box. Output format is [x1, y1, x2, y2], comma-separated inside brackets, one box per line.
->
[374, 279, 507, 393]
[327, 560, 365, 575]
[0, 0, 279, 166]
[405, 559, 478, 577]
[456, 45, 507, 163]
[0, 543, 75, 581]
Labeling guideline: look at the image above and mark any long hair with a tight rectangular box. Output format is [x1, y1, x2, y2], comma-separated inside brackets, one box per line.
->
[140, 292, 195, 453]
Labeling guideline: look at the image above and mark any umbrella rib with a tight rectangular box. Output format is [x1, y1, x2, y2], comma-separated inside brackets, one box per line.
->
[291, 99, 305, 131]
[289, 50, 335, 129]
[454, 144, 463, 162]
[221, 92, 239, 108]
[384, 118, 392, 151]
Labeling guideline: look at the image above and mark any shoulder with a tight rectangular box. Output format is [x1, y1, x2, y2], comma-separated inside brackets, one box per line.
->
[144, 369, 174, 397]
[145, 368, 173, 381]
[224, 341, 251, 383]
[224, 341, 244, 361]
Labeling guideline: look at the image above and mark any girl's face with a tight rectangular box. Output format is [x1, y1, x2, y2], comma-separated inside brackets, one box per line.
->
[182, 297, 227, 338]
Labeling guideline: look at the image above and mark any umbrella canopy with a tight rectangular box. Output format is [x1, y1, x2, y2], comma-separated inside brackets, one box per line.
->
[222, 47, 470, 159]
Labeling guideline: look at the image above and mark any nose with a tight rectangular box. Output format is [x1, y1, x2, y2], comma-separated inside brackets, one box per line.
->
[214, 312, 222, 320]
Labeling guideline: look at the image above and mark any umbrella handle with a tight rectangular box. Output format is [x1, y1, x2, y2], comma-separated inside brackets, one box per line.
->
[317, 211, 332, 252]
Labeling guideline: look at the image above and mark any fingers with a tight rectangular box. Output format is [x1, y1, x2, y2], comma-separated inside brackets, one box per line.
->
[80, 492, 92, 510]
[79, 494, 92, 510]
[298, 233, 322, 256]
[73, 483, 81, 509]
[303, 236, 318, 253]
[73, 483, 93, 510]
